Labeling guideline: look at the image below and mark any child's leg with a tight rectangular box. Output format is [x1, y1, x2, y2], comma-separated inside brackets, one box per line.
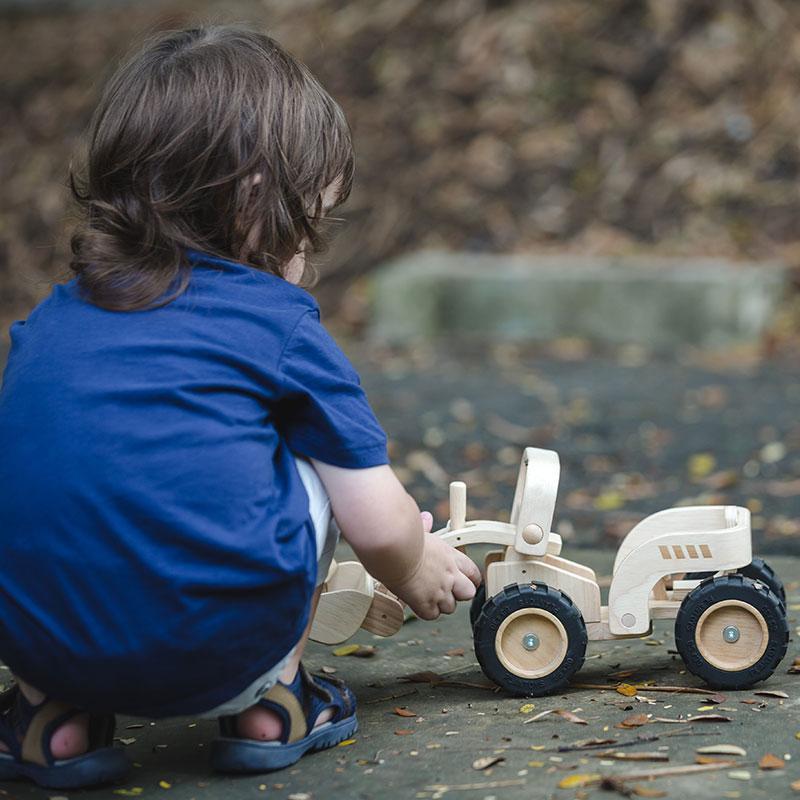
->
[235, 457, 339, 740]
[0, 678, 90, 759]
[235, 584, 334, 740]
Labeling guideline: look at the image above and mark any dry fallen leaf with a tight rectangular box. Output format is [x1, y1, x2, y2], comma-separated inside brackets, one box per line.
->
[696, 744, 746, 757]
[754, 689, 788, 699]
[557, 773, 601, 789]
[759, 753, 785, 770]
[696, 756, 735, 765]
[472, 755, 505, 771]
[394, 729, 414, 736]
[332, 644, 360, 657]
[555, 709, 588, 725]
[617, 683, 638, 697]
[792, 778, 800, 792]
[617, 713, 650, 728]
[445, 647, 465, 657]
[393, 707, 417, 718]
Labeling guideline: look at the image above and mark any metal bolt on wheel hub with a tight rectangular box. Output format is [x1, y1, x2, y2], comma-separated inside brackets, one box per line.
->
[723, 625, 741, 644]
[522, 633, 540, 651]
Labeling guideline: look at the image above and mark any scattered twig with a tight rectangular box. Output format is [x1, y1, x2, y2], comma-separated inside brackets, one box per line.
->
[591, 751, 669, 762]
[424, 778, 526, 793]
[572, 683, 710, 695]
[363, 688, 419, 705]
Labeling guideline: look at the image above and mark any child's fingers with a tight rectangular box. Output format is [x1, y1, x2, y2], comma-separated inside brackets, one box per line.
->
[452, 570, 477, 601]
[437, 593, 457, 615]
[420, 511, 433, 533]
[454, 550, 482, 587]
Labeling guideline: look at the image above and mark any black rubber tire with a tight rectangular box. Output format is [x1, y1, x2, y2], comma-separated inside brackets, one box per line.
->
[473, 583, 587, 696]
[469, 583, 487, 630]
[675, 574, 789, 690]
[685, 558, 786, 605]
[740, 558, 786, 605]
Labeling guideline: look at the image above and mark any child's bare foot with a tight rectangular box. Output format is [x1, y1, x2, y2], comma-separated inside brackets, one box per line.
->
[0, 680, 90, 760]
[235, 703, 333, 741]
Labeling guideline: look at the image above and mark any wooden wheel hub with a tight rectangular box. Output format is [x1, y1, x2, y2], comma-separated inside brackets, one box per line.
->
[695, 599, 769, 671]
[495, 608, 568, 679]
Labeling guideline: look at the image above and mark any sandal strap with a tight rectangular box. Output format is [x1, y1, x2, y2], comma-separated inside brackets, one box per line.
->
[0, 684, 114, 767]
[218, 664, 356, 745]
[22, 701, 76, 767]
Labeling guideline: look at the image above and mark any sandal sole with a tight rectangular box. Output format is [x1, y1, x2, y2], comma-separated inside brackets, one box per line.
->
[211, 714, 359, 773]
[0, 748, 130, 789]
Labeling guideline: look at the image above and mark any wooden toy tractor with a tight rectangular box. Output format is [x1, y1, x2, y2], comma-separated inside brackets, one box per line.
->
[309, 446, 788, 695]
[439, 447, 789, 695]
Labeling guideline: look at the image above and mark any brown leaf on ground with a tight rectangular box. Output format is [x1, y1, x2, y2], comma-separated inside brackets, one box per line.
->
[759, 753, 785, 770]
[393, 707, 417, 717]
[555, 709, 589, 725]
[445, 648, 465, 657]
[394, 729, 414, 736]
[754, 689, 788, 699]
[616, 683, 638, 697]
[617, 714, 650, 728]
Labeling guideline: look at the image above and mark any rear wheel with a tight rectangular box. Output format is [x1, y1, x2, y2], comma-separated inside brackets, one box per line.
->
[473, 583, 587, 696]
[675, 574, 788, 690]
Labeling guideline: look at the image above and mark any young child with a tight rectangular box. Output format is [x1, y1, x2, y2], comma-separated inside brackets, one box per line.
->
[0, 25, 481, 788]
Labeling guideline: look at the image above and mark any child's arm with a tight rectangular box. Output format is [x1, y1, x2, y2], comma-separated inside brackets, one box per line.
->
[311, 460, 481, 620]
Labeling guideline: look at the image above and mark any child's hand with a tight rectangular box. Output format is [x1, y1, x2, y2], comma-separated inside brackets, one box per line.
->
[391, 512, 482, 621]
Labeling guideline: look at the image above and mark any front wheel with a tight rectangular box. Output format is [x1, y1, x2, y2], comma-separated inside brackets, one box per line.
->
[675, 574, 788, 690]
[469, 583, 487, 630]
[473, 583, 587, 696]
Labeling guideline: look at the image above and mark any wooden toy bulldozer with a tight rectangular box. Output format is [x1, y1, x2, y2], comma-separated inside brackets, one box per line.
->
[311, 447, 788, 696]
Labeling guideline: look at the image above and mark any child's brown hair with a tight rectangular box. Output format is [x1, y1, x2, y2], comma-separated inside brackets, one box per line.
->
[69, 25, 353, 311]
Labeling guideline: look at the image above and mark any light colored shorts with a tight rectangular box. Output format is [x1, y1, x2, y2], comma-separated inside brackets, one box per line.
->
[200, 457, 339, 718]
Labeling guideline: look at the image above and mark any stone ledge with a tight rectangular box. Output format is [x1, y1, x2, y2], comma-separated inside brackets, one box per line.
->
[369, 251, 790, 350]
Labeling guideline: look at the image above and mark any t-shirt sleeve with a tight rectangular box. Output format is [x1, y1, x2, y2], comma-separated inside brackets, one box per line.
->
[275, 309, 389, 468]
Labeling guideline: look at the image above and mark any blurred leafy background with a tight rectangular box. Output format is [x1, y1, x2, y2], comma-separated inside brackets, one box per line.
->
[2, 0, 800, 330]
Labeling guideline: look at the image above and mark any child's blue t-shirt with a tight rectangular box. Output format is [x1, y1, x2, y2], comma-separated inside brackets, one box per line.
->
[0, 251, 388, 717]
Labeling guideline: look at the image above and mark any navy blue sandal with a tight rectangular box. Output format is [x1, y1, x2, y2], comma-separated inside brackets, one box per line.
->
[211, 665, 358, 773]
[0, 685, 129, 789]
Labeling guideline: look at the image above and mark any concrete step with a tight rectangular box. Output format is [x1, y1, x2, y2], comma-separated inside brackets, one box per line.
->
[370, 251, 790, 350]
